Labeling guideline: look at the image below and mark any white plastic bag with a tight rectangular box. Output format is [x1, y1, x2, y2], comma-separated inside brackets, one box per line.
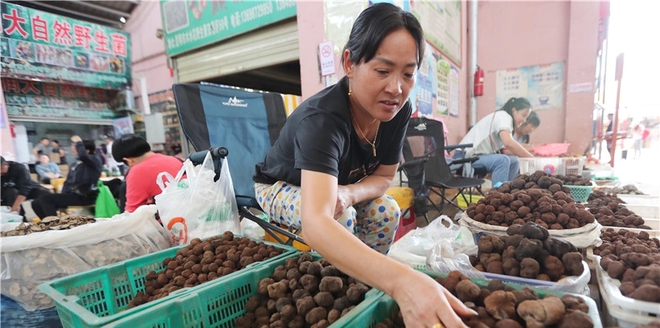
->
[0, 205, 170, 311]
[480, 261, 591, 295]
[459, 212, 603, 248]
[1, 207, 22, 224]
[155, 153, 240, 246]
[388, 215, 478, 273]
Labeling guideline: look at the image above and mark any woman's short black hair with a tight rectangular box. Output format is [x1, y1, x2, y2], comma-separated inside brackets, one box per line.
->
[112, 134, 151, 162]
[82, 140, 96, 153]
[524, 111, 541, 127]
[341, 3, 425, 67]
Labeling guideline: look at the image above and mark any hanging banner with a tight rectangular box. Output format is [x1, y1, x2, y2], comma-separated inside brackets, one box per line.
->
[495, 62, 565, 110]
[2, 78, 116, 120]
[1, 2, 131, 90]
[161, 0, 296, 57]
[413, 42, 435, 118]
[113, 116, 133, 138]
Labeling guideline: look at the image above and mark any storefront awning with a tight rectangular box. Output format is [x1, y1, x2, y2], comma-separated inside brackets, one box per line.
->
[9, 116, 113, 125]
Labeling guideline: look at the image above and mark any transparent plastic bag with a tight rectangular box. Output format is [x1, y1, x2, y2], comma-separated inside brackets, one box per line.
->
[0, 206, 170, 311]
[155, 153, 240, 246]
[388, 215, 478, 273]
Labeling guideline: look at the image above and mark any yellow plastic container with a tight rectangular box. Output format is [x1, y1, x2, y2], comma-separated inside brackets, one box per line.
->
[51, 178, 66, 193]
[456, 195, 484, 209]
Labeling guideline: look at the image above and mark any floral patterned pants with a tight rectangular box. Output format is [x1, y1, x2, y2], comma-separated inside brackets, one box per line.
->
[255, 182, 400, 254]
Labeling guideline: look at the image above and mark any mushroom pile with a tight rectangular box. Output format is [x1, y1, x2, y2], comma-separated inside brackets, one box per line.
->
[1, 215, 96, 237]
[376, 271, 594, 328]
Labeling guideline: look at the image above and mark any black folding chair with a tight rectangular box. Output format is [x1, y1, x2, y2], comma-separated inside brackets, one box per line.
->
[401, 117, 485, 218]
[172, 83, 305, 246]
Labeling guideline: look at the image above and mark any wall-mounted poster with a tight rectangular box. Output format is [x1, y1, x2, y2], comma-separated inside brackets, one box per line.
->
[449, 67, 459, 117]
[113, 116, 133, 138]
[411, 0, 462, 66]
[495, 62, 565, 110]
[412, 42, 435, 118]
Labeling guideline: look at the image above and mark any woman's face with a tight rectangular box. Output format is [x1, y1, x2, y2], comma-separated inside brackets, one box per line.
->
[513, 107, 531, 127]
[520, 123, 537, 135]
[344, 28, 418, 122]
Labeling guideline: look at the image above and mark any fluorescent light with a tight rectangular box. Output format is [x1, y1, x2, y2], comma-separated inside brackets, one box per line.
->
[119, 17, 126, 23]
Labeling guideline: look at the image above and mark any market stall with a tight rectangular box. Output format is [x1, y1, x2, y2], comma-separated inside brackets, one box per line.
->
[23, 167, 656, 327]
[1, 2, 132, 162]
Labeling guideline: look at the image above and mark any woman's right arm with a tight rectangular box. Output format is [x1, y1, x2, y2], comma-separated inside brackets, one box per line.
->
[300, 170, 475, 328]
[499, 130, 534, 157]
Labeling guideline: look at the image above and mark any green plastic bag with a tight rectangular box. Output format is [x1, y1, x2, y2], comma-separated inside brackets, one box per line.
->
[95, 180, 120, 218]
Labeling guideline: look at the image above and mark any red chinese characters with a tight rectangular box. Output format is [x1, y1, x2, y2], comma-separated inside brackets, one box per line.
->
[111, 33, 127, 57]
[21, 81, 40, 94]
[31, 15, 49, 41]
[91, 88, 109, 102]
[2, 8, 28, 38]
[74, 24, 92, 49]
[53, 20, 73, 46]
[94, 30, 110, 53]
[77, 86, 91, 99]
[59, 85, 77, 98]
[2, 79, 21, 93]
[42, 83, 58, 96]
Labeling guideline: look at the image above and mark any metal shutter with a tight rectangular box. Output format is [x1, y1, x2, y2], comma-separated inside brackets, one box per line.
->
[174, 20, 299, 83]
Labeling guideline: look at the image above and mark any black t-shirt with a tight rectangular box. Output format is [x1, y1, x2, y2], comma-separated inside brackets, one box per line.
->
[1, 161, 43, 196]
[254, 77, 411, 186]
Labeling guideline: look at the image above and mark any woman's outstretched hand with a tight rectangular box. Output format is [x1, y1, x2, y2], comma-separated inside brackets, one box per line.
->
[392, 270, 477, 328]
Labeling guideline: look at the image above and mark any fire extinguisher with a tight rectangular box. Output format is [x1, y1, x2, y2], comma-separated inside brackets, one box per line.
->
[9, 123, 16, 138]
[474, 66, 484, 97]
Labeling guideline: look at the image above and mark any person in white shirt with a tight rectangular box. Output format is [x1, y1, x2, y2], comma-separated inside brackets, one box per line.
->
[105, 136, 125, 175]
[455, 97, 534, 185]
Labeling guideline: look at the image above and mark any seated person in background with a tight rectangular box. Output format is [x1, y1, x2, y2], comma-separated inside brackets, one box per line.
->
[112, 134, 183, 213]
[32, 137, 51, 160]
[31, 136, 103, 218]
[454, 97, 534, 186]
[1, 156, 51, 220]
[504, 111, 541, 153]
[171, 143, 185, 162]
[50, 139, 67, 165]
[35, 154, 63, 184]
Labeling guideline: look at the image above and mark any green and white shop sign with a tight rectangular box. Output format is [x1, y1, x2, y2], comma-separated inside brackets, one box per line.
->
[160, 0, 296, 57]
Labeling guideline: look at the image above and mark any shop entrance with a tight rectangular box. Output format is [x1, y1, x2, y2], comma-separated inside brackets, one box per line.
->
[173, 20, 301, 95]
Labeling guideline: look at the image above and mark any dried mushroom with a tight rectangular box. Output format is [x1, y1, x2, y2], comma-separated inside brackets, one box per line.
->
[1, 215, 96, 237]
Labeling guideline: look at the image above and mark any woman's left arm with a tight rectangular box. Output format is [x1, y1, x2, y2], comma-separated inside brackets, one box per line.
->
[335, 163, 397, 218]
[499, 130, 534, 158]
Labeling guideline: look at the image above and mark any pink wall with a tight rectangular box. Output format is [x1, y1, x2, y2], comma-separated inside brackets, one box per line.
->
[294, 1, 470, 144]
[297, 2, 327, 99]
[564, 1, 601, 155]
[476, 1, 600, 154]
[124, 1, 174, 97]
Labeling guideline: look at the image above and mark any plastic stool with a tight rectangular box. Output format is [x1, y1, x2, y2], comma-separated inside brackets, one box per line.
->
[386, 187, 418, 242]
